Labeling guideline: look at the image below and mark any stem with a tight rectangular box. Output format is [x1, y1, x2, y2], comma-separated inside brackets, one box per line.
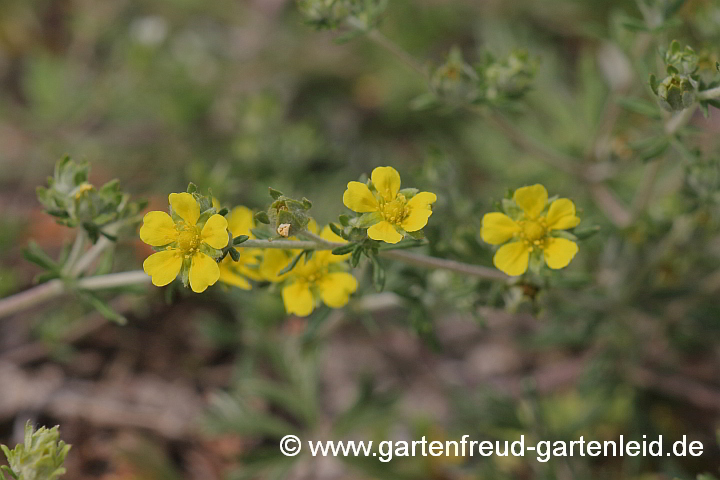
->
[0, 271, 150, 319]
[697, 86, 720, 101]
[378, 249, 508, 280]
[366, 29, 428, 79]
[62, 231, 87, 275]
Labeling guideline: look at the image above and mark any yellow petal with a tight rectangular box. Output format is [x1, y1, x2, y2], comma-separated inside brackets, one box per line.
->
[546, 199, 580, 231]
[306, 218, 319, 235]
[371, 166, 401, 201]
[543, 238, 578, 270]
[260, 249, 292, 282]
[318, 272, 358, 308]
[401, 207, 433, 232]
[201, 214, 229, 249]
[368, 221, 404, 244]
[169, 192, 201, 225]
[402, 191, 437, 232]
[226, 206, 255, 237]
[343, 181, 379, 213]
[143, 250, 183, 286]
[139, 211, 178, 247]
[493, 241, 530, 276]
[513, 184, 548, 219]
[320, 225, 350, 262]
[219, 262, 252, 290]
[189, 252, 220, 293]
[406, 191, 437, 209]
[282, 281, 314, 317]
[481, 212, 521, 245]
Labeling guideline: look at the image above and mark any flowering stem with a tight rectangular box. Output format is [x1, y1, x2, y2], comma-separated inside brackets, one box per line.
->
[62, 231, 87, 275]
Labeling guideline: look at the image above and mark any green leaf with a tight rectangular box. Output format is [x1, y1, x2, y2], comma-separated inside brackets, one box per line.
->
[351, 246, 363, 267]
[268, 188, 284, 200]
[255, 211, 270, 224]
[228, 248, 241, 262]
[23, 241, 59, 271]
[370, 255, 385, 292]
[353, 212, 383, 228]
[328, 222, 345, 238]
[277, 251, 307, 276]
[233, 235, 250, 245]
[616, 96, 662, 119]
[79, 291, 128, 325]
[331, 243, 356, 256]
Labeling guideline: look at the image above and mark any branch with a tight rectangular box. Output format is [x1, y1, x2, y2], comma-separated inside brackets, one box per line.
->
[0, 271, 150, 319]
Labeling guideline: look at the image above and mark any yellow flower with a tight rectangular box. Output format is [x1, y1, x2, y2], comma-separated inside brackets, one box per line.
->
[140, 192, 229, 293]
[218, 206, 263, 290]
[342, 166, 437, 244]
[480, 184, 580, 276]
[262, 225, 357, 317]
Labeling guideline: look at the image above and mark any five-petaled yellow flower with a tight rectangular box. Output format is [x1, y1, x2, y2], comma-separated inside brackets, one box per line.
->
[262, 225, 357, 317]
[218, 206, 263, 290]
[343, 166, 437, 244]
[481, 184, 580, 276]
[140, 193, 229, 293]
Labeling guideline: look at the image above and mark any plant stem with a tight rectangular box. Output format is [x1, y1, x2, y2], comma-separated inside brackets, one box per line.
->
[366, 29, 428, 79]
[62, 231, 87, 275]
[697, 86, 720, 101]
[0, 271, 150, 319]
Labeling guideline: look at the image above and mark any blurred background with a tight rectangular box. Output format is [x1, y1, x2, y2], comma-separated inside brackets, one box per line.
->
[1, 0, 720, 478]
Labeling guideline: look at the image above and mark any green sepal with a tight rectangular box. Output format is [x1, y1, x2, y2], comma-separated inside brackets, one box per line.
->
[269, 187, 284, 200]
[353, 212, 383, 228]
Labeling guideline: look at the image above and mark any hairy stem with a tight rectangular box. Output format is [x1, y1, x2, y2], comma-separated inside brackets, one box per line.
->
[0, 271, 150, 319]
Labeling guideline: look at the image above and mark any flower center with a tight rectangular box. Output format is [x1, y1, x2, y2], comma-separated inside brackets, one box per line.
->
[519, 218, 547, 248]
[176, 224, 201, 255]
[380, 194, 408, 225]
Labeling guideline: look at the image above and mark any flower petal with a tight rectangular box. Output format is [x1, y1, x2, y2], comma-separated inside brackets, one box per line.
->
[318, 272, 358, 308]
[401, 207, 433, 232]
[189, 252, 220, 293]
[546, 199, 580, 231]
[343, 181, 379, 213]
[406, 191, 437, 209]
[321, 225, 350, 262]
[543, 238, 578, 270]
[513, 184, 548, 219]
[260, 249, 292, 282]
[139, 211, 178, 247]
[368, 221, 404, 244]
[481, 212, 521, 245]
[169, 192, 201, 225]
[371, 166, 402, 201]
[226, 206, 255, 237]
[143, 250, 182, 286]
[219, 260, 252, 290]
[493, 241, 530, 276]
[282, 281, 314, 317]
[201, 214, 229, 249]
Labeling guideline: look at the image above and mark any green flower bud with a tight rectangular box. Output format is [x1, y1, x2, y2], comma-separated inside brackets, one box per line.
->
[1, 423, 71, 480]
[656, 74, 695, 112]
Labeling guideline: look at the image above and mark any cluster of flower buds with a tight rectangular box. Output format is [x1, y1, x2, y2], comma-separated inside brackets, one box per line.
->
[414, 47, 537, 110]
[650, 41, 699, 112]
[1, 423, 71, 480]
[296, 0, 387, 32]
[255, 188, 313, 239]
[35, 156, 146, 243]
